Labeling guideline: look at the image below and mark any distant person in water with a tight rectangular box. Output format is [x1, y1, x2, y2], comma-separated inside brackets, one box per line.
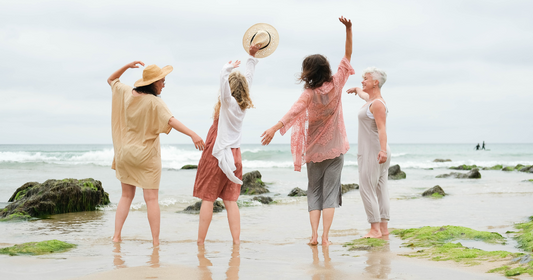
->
[108, 61, 205, 246]
[261, 16, 354, 246]
[482, 141, 486, 150]
[476, 143, 480, 150]
[346, 65, 391, 238]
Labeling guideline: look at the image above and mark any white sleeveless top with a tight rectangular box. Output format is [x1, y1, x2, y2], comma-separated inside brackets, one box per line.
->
[366, 99, 388, 119]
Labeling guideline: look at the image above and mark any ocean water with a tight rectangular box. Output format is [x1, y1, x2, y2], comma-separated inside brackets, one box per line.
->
[0, 143, 532, 279]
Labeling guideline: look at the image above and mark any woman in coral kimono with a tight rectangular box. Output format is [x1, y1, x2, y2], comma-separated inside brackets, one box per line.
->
[261, 16, 354, 246]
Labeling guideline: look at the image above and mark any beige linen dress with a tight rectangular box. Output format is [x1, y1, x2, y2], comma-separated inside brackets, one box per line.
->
[110, 79, 173, 189]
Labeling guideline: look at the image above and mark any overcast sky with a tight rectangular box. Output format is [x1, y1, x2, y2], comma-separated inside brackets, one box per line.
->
[1, 0, 532, 145]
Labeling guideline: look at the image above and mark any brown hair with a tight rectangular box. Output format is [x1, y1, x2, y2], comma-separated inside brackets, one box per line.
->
[213, 71, 254, 119]
[133, 82, 157, 96]
[298, 54, 332, 89]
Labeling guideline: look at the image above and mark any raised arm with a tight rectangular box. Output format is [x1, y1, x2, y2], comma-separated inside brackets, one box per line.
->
[245, 44, 260, 86]
[219, 60, 240, 104]
[339, 16, 352, 61]
[107, 61, 145, 85]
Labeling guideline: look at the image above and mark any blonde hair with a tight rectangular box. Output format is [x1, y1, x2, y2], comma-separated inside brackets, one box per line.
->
[213, 71, 254, 119]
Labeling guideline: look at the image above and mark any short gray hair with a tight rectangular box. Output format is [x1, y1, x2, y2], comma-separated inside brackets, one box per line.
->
[362, 67, 387, 88]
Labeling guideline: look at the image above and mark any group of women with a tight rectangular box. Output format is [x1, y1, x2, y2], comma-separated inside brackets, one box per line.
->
[107, 16, 391, 247]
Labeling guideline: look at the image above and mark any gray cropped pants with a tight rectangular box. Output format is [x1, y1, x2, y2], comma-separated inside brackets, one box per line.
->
[306, 154, 344, 212]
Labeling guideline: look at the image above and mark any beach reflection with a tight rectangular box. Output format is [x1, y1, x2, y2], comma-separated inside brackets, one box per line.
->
[147, 246, 160, 268]
[197, 245, 241, 280]
[310, 245, 334, 280]
[112, 243, 126, 269]
[363, 236, 391, 279]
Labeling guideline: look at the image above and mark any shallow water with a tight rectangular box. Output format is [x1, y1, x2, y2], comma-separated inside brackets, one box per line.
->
[1, 144, 532, 279]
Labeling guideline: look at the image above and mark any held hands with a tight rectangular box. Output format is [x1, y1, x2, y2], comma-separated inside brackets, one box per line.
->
[229, 60, 241, 68]
[346, 87, 362, 95]
[377, 150, 387, 164]
[191, 134, 205, 151]
[249, 44, 260, 57]
[339, 16, 352, 29]
[128, 61, 145, 69]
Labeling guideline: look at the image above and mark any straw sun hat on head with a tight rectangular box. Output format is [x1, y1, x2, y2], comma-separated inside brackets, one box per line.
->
[242, 23, 279, 58]
[134, 65, 173, 87]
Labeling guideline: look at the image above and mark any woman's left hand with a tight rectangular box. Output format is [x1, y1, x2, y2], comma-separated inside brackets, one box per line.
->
[191, 134, 205, 151]
[229, 60, 241, 68]
[377, 150, 387, 164]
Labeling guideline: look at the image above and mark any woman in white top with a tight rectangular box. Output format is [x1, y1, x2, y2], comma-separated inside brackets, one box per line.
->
[193, 45, 259, 245]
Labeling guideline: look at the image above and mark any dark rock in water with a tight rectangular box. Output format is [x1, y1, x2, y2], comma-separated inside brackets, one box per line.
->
[241, 170, 269, 195]
[1, 179, 110, 220]
[388, 165, 406, 180]
[181, 164, 198, 169]
[435, 168, 481, 179]
[502, 166, 515, 171]
[422, 185, 446, 197]
[184, 200, 225, 213]
[449, 164, 477, 170]
[253, 196, 273, 204]
[482, 164, 503, 170]
[288, 187, 307, 197]
[341, 183, 359, 194]
[433, 159, 452, 162]
[519, 165, 533, 173]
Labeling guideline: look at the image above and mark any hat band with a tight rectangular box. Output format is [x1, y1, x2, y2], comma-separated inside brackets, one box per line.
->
[250, 31, 271, 50]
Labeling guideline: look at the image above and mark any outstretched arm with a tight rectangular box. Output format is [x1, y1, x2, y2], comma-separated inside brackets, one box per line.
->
[107, 61, 145, 85]
[346, 87, 369, 101]
[339, 16, 352, 61]
[168, 117, 205, 151]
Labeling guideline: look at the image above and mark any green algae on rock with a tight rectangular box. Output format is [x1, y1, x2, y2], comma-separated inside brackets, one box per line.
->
[482, 164, 503, 170]
[181, 164, 198, 169]
[1, 178, 110, 221]
[0, 240, 76, 256]
[514, 216, 533, 252]
[392, 225, 533, 276]
[449, 164, 477, 170]
[344, 238, 388, 251]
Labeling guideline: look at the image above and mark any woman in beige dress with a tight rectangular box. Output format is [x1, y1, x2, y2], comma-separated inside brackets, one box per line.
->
[107, 61, 205, 246]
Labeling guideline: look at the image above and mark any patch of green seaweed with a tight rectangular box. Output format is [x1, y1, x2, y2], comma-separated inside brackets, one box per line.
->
[0, 240, 76, 256]
[344, 238, 388, 251]
[431, 193, 444, 199]
[392, 225, 532, 276]
[515, 216, 533, 252]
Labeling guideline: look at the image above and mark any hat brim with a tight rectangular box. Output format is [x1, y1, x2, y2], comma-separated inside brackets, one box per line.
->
[242, 23, 279, 58]
[134, 65, 173, 88]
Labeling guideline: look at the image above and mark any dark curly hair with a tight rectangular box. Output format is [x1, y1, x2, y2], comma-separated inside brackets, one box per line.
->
[133, 83, 157, 96]
[298, 54, 332, 89]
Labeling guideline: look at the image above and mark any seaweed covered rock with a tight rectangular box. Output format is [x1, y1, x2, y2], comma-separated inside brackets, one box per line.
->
[502, 166, 516, 171]
[449, 164, 477, 170]
[388, 164, 406, 180]
[0, 240, 76, 256]
[183, 200, 225, 213]
[422, 185, 446, 197]
[433, 159, 452, 162]
[482, 164, 503, 170]
[253, 196, 273, 204]
[181, 164, 198, 169]
[2, 178, 110, 220]
[241, 170, 269, 195]
[519, 165, 533, 173]
[288, 187, 307, 197]
[341, 183, 359, 194]
[436, 168, 481, 179]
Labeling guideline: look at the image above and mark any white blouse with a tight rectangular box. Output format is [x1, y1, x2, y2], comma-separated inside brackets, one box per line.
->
[212, 56, 258, 184]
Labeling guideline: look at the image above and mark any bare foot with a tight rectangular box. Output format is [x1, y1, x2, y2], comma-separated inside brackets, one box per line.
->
[233, 240, 240, 245]
[363, 229, 382, 238]
[308, 237, 318, 246]
[153, 240, 160, 246]
[380, 222, 389, 235]
[321, 240, 332, 246]
[112, 237, 121, 243]
[197, 240, 205, 246]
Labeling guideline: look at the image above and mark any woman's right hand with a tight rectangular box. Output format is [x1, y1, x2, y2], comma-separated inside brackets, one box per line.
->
[260, 127, 276, 146]
[346, 87, 361, 95]
[191, 133, 205, 151]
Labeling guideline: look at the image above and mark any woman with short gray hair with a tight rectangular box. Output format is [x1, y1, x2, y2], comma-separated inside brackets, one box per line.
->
[346, 67, 391, 238]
